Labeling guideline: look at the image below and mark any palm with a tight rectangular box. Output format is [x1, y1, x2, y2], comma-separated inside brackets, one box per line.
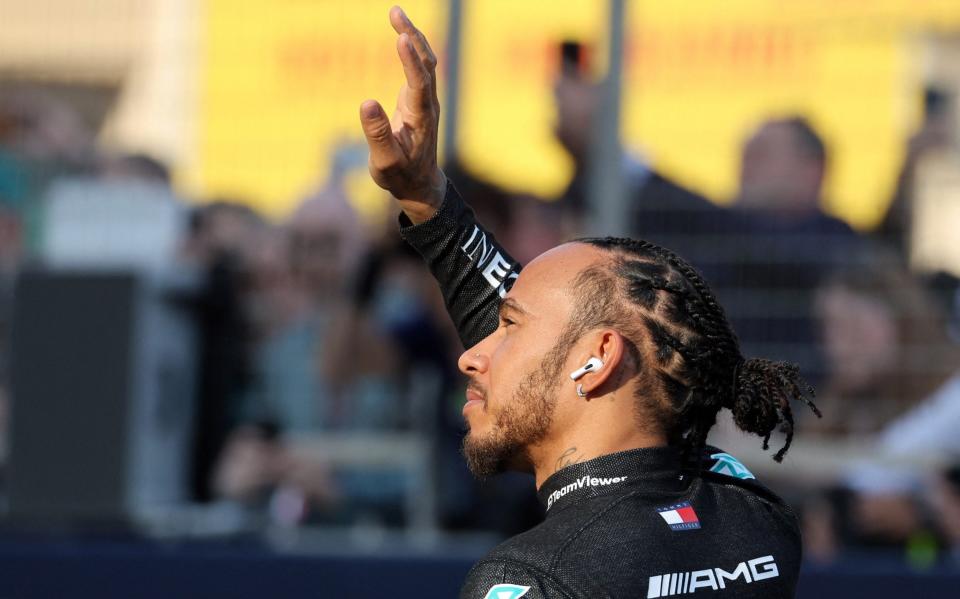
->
[390, 86, 421, 164]
[359, 7, 444, 224]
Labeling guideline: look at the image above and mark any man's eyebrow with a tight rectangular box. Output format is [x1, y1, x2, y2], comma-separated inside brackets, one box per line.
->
[499, 297, 530, 318]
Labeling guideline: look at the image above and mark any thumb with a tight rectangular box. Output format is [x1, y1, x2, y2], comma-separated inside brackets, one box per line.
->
[359, 100, 401, 161]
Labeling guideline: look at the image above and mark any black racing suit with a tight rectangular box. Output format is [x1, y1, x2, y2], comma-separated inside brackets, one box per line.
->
[399, 182, 802, 599]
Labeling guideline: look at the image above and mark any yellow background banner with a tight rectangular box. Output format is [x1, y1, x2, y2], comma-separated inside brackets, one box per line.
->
[196, 0, 960, 228]
[195, 0, 446, 218]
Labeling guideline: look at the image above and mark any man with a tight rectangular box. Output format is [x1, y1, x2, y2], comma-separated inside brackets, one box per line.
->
[359, 8, 819, 598]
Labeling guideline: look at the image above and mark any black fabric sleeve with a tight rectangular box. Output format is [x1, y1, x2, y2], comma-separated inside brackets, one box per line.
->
[399, 181, 522, 349]
[459, 559, 578, 599]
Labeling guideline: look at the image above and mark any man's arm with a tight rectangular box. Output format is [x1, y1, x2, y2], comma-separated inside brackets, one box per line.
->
[399, 180, 519, 348]
[358, 6, 519, 348]
[461, 559, 578, 599]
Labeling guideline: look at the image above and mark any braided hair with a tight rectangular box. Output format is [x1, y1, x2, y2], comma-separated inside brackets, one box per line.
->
[573, 237, 820, 463]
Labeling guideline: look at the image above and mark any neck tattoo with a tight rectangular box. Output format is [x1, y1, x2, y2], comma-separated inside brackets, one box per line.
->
[554, 446, 583, 474]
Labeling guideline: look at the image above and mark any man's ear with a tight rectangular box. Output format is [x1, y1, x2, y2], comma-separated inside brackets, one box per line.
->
[577, 330, 627, 395]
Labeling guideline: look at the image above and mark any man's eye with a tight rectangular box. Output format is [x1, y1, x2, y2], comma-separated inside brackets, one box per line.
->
[501, 317, 516, 328]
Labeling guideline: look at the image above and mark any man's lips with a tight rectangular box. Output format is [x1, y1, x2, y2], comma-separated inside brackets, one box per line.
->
[463, 387, 486, 414]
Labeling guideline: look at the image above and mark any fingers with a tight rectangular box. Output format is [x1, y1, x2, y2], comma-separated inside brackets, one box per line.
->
[389, 6, 438, 72]
[359, 100, 402, 164]
[397, 33, 432, 110]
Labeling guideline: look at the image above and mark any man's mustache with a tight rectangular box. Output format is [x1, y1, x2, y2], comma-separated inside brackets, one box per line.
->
[466, 379, 487, 401]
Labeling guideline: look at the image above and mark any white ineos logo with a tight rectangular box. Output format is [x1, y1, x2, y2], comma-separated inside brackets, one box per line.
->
[460, 225, 519, 298]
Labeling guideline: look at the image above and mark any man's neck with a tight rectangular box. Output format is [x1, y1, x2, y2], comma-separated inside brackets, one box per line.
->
[531, 432, 667, 489]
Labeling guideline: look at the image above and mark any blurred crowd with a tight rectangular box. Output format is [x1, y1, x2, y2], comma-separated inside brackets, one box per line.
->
[1, 63, 960, 567]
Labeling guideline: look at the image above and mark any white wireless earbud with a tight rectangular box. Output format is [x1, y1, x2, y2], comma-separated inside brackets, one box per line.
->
[569, 357, 604, 381]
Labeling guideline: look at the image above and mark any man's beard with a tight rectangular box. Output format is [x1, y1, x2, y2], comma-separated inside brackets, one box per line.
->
[462, 338, 570, 478]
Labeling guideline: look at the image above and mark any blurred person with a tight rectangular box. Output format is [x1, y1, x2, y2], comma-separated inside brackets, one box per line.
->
[220, 165, 415, 525]
[182, 200, 265, 268]
[238, 221, 320, 432]
[213, 422, 339, 525]
[444, 158, 513, 238]
[736, 117, 838, 221]
[181, 201, 265, 501]
[0, 90, 96, 253]
[723, 246, 956, 557]
[877, 87, 960, 335]
[931, 464, 960, 566]
[502, 194, 568, 266]
[98, 152, 172, 187]
[810, 248, 960, 436]
[441, 164, 567, 266]
[269, 165, 387, 430]
[359, 8, 821, 597]
[721, 116, 865, 384]
[834, 273, 960, 551]
[877, 87, 954, 259]
[288, 170, 368, 306]
[214, 423, 287, 505]
[800, 495, 840, 564]
[0, 206, 20, 477]
[0, 90, 94, 167]
[552, 44, 726, 275]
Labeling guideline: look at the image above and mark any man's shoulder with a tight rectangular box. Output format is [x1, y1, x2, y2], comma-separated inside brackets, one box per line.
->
[463, 512, 616, 596]
[461, 539, 584, 599]
[465, 480, 800, 598]
[479, 518, 568, 566]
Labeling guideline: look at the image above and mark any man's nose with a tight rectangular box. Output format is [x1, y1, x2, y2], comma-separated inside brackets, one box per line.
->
[458, 344, 490, 377]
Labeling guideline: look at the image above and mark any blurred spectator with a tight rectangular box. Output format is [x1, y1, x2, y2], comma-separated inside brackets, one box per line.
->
[874, 350, 960, 461]
[736, 117, 834, 219]
[238, 193, 348, 432]
[932, 465, 960, 566]
[182, 201, 264, 501]
[878, 87, 955, 259]
[216, 170, 416, 524]
[551, 55, 725, 273]
[287, 185, 368, 307]
[877, 87, 960, 334]
[182, 200, 264, 267]
[0, 90, 94, 167]
[443, 158, 514, 239]
[834, 272, 960, 551]
[0, 90, 95, 256]
[99, 152, 172, 187]
[444, 160, 569, 264]
[719, 116, 866, 383]
[810, 248, 960, 436]
[502, 194, 567, 265]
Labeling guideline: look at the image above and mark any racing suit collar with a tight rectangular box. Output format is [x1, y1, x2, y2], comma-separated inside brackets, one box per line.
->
[537, 446, 683, 514]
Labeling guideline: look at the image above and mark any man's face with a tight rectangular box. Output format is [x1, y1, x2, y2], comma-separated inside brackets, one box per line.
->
[458, 243, 602, 477]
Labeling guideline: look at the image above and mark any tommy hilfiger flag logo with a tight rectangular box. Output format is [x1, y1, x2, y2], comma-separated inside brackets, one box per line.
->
[657, 502, 701, 531]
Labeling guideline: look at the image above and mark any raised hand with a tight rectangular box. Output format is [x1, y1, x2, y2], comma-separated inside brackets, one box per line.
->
[360, 6, 445, 224]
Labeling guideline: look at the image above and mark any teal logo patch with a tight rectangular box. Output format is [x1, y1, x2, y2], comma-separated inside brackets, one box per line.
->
[709, 452, 755, 480]
[483, 584, 531, 599]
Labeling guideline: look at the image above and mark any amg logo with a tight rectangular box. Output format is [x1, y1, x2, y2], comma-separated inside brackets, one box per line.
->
[460, 226, 519, 298]
[545, 475, 628, 510]
[646, 555, 779, 597]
